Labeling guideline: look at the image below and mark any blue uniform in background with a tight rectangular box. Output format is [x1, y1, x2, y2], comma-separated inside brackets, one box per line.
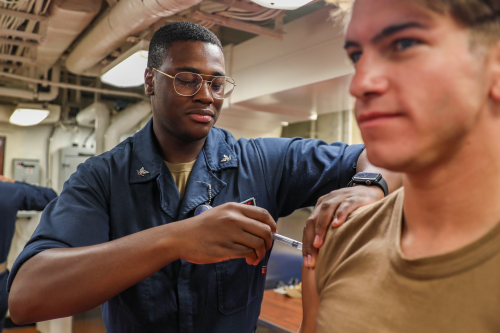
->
[8, 119, 363, 333]
[0, 181, 56, 331]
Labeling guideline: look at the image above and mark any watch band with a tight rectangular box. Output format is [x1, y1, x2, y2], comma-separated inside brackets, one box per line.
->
[348, 174, 389, 196]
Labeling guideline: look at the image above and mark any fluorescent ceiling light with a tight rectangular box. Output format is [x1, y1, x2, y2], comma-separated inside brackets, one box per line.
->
[250, 0, 314, 10]
[10, 104, 50, 126]
[101, 50, 148, 88]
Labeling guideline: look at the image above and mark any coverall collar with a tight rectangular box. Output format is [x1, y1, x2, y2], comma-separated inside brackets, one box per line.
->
[129, 118, 238, 219]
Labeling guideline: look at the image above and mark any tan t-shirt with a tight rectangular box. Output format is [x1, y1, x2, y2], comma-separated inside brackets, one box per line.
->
[165, 160, 195, 198]
[315, 188, 500, 333]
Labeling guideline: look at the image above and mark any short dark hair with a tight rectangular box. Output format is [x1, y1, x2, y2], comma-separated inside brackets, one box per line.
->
[329, 0, 500, 46]
[147, 21, 223, 69]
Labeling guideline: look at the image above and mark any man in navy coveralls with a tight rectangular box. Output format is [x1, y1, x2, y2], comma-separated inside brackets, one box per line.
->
[8, 22, 400, 333]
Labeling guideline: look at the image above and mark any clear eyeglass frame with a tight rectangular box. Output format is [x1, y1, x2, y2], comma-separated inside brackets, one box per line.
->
[152, 67, 236, 100]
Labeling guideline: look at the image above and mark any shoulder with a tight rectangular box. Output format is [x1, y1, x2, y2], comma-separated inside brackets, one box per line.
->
[315, 189, 404, 290]
[60, 138, 135, 195]
[211, 126, 237, 144]
[82, 137, 134, 173]
[211, 126, 292, 150]
[322, 188, 402, 251]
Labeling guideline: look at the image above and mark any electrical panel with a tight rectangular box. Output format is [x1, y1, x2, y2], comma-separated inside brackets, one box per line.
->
[13, 159, 40, 185]
[58, 146, 95, 193]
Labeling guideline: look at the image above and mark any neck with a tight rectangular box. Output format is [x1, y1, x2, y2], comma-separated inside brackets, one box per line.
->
[153, 126, 206, 164]
[402, 107, 500, 258]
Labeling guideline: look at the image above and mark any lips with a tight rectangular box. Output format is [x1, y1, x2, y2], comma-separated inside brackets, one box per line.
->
[187, 109, 214, 123]
[357, 111, 402, 128]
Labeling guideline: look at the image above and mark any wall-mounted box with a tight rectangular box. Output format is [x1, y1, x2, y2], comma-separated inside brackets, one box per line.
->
[58, 146, 95, 193]
[13, 158, 40, 185]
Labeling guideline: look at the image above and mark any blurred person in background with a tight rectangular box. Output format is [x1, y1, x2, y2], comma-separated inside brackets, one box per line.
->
[0, 175, 56, 331]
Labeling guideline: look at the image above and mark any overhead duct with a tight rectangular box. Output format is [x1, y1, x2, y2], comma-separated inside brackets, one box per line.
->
[65, 0, 204, 76]
[76, 102, 110, 155]
[104, 100, 151, 152]
[37, 0, 102, 74]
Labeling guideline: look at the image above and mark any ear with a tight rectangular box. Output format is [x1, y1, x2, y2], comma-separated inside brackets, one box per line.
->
[144, 67, 154, 96]
[491, 41, 500, 102]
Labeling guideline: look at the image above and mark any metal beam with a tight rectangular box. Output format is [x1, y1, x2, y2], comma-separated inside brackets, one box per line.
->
[191, 11, 284, 40]
[0, 29, 44, 42]
[0, 53, 36, 64]
[0, 8, 47, 22]
[0, 37, 38, 48]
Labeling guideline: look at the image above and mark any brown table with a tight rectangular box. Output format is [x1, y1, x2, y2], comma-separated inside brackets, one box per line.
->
[258, 290, 302, 333]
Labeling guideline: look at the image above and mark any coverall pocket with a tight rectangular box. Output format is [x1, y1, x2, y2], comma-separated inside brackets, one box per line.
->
[114, 276, 152, 327]
[215, 258, 263, 315]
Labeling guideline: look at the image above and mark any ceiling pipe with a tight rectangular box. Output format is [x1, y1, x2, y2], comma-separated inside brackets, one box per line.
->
[0, 87, 34, 100]
[104, 100, 151, 152]
[0, 71, 146, 99]
[0, 64, 60, 101]
[65, 0, 204, 76]
[76, 102, 111, 155]
[38, 64, 60, 101]
[36, 0, 102, 74]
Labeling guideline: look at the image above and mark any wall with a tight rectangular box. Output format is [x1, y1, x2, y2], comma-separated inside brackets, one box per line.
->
[0, 123, 93, 191]
[281, 109, 363, 145]
[229, 8, 354, 104]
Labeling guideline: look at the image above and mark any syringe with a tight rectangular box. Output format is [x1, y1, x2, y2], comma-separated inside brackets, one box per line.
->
[273, 233, 302, 251]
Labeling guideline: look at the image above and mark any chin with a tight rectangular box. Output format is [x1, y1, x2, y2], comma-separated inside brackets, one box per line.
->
[365, 144, 414, 173]
[180, 128, 211, 142]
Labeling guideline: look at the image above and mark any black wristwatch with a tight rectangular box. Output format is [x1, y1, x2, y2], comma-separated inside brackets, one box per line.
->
[347, 172, 388, 196]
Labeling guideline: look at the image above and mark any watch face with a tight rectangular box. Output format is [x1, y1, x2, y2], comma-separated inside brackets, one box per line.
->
[354, 172, 381, 181]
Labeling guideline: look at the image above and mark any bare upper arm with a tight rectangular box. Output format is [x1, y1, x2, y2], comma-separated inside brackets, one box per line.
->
[299, 264, 320, 333]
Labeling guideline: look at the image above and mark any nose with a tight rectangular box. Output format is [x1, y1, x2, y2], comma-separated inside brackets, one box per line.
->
[193, 80, 215, 104]
[349, 54, 389, 101]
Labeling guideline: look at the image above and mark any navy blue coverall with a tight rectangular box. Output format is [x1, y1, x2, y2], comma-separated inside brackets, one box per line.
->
[8, 119, 363, 333]
[0, 181, 56, 331]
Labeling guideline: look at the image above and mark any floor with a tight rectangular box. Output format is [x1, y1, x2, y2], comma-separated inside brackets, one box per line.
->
[4, 317, 278, 333]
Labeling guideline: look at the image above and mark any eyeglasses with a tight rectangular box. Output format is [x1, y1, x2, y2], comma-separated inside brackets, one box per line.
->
[152, 68, 236, 100]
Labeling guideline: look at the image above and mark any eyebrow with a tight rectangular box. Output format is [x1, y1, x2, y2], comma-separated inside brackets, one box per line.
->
[175, 66, 226, 77]
[372, 21, 427, 43]
[344, 21, 428, 49]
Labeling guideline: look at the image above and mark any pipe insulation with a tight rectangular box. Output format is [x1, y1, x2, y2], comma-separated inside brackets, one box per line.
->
[37, 0, 102, 73]
[0, 64, 60, 101]
[65, 0, 204, 75]
[76, 102, 110, 155]
[38, 64, 61, 101]
[104, 100, 151, 152]
[0, 70, 146, 99]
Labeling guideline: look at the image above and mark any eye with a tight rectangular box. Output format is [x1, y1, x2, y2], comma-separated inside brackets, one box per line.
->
[394, 38, 420, 51]
[349, 51, 362, 64]
[211, 78, 225, 92]
[211, 84, 223, 92]
[176, 79, 198, 88]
